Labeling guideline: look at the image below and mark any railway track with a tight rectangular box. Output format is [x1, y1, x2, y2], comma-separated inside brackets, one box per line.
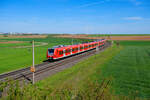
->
[0, 42, 111, 83]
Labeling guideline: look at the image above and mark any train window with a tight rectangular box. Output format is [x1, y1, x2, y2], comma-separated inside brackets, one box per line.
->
[48, 49, 54, 54]
[68, 49, 71, 52]
[72, 48, 75, 52]
[65, 50, 67, 53]
[75, 48, 78, 51]
[84, 46, 88, 49]
[66, 49, 70, 53]
[80, 46, 83, 50]
[59, 51, 63, 55]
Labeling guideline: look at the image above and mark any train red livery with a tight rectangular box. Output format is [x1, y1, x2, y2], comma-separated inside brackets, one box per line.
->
[47, 39, 106, 60]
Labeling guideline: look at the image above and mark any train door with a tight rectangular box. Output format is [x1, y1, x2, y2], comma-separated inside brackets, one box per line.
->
[58, 49, 63, 58]
[63, 49, 66, 57]
[71, 47, 72, 54]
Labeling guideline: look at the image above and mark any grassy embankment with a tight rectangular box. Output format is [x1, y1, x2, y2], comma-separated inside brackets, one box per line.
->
[0, 35, 91, 74]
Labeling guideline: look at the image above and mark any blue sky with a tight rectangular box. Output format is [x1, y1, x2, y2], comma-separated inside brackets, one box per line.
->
[0, 0, 150, 34]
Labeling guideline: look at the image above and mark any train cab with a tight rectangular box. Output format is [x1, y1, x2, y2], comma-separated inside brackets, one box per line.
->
[47, 48, 55, 59]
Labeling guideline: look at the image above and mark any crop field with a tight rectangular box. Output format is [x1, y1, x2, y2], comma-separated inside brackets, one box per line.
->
[88, 34, 150, 37]
[100, 41, 150, 98]
[0, 34, 47, 38]
[56, 34, 150, 41]
[118, 41, 150, 46]
[0, 41, 42, 48]
[0, 35, 90, 74]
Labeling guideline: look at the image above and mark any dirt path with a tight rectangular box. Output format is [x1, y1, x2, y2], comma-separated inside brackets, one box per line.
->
[0, 41, 24, 44]
[0, 35, 47, 38]
[14, 42, 48, 48]
[55, 34, 150, 41]
[0, 41, 48, 48]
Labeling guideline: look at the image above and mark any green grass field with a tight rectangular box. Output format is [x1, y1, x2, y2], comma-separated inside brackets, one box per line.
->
[0, 35, 91, 74]
[118, 41, 150, 46]
[100, 41, 150, 98]
[0, 42, 42, 48]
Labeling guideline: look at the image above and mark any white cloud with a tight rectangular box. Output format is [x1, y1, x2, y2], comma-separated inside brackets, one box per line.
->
[78, 0, 110, 8]
[123, 17, 143, 21]
[130, 0, 142, 6]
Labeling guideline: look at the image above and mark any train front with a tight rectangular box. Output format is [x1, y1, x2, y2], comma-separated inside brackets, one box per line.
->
[47, 48, 55, 60]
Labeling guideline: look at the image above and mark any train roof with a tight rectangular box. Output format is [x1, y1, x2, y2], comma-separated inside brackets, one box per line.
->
[48, 39, 105, 50]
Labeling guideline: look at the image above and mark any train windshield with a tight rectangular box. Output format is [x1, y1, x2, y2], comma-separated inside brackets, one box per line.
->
[48, 49, 54, 54]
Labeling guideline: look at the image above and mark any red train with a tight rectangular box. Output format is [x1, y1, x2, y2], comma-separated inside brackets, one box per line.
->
[47, 39, 106, 60]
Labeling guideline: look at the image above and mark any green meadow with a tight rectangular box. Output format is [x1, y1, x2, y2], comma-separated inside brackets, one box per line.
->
[0, 42, 41, 48]
[100, 41, 150, 98]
